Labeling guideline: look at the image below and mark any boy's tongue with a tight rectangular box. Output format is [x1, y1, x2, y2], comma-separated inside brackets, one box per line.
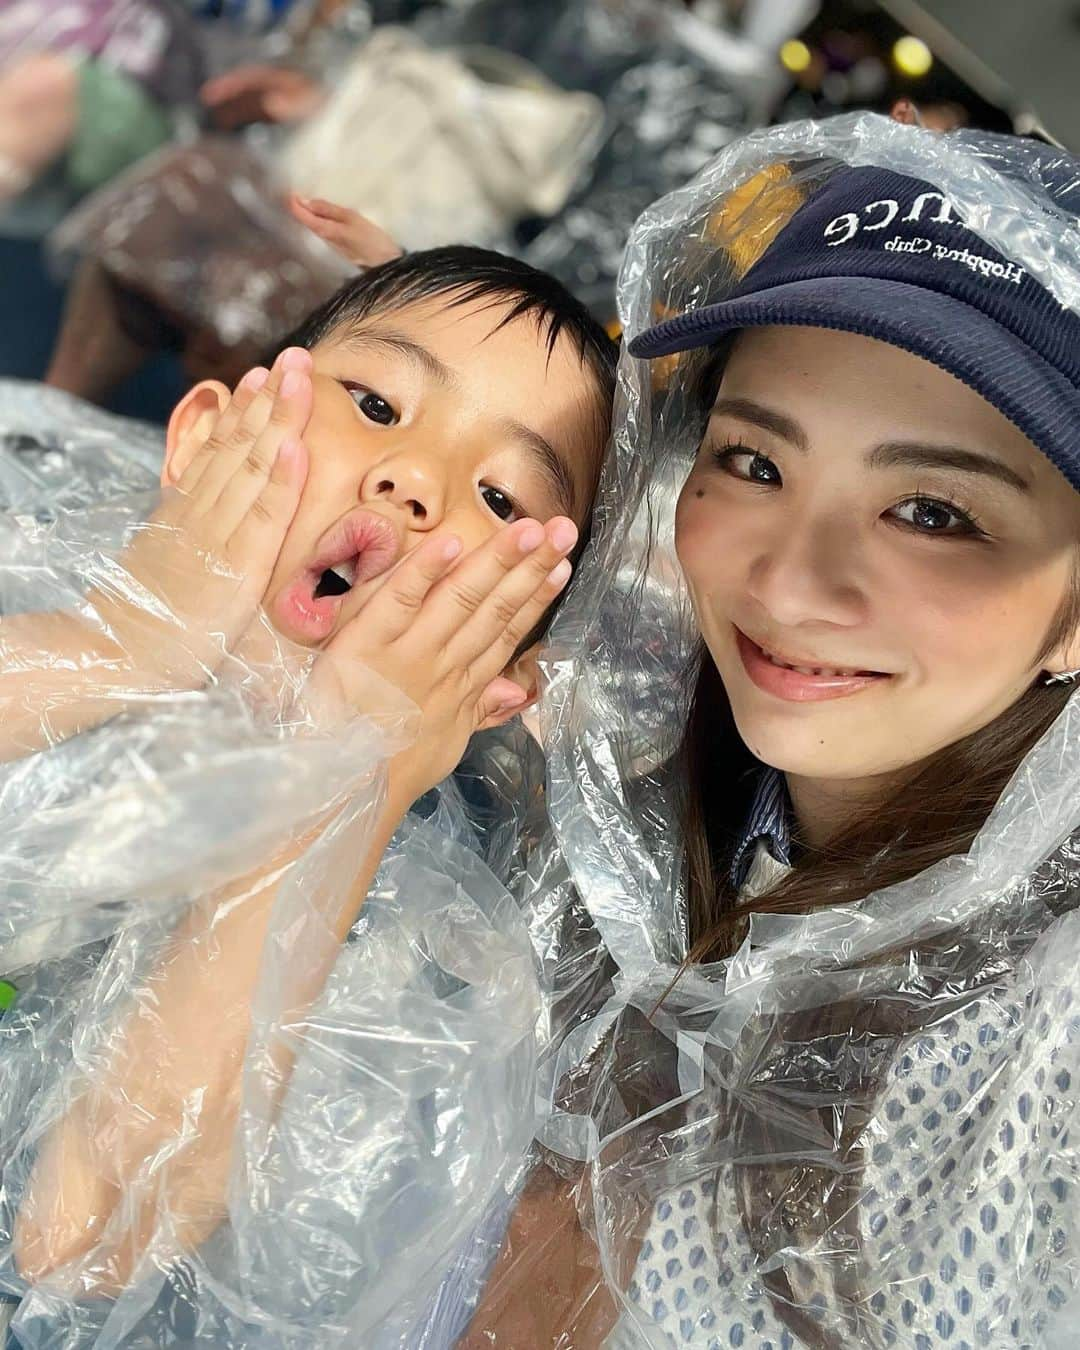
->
[271, 509, 401, 644]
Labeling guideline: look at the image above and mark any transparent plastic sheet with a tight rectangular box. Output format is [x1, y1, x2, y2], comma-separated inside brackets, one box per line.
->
[409, 0, 767, 318]
[46, 133, 354, 359]
[503, 114, 1080, 1346]
[412, 0, 783, 319]
[0, 384, 545, 1347]
[48, 25, 602, 359]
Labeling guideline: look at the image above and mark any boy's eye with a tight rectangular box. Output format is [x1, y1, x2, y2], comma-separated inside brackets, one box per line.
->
[481, 485, 518, 521]
[346, 385, 398, 426]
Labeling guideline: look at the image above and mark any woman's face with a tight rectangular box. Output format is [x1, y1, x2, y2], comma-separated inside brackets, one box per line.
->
[675, 326, 1080, 791]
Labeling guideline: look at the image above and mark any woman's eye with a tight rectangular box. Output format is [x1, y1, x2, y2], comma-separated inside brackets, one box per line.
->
[891, 496, 982, 536]
[481, 485, 518, 521]
[711, 443, 781, 484]
[348, 388, 398, 425]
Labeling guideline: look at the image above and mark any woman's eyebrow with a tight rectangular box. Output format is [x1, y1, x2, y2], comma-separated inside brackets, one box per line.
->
[710, 397, 808, 450]
[867, 441, 1031, 492]
[711, 396, 1031, 493]
[498, 416, 577, 515]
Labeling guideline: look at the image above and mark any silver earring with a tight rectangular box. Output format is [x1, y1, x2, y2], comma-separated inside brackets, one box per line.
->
[1043, 669, 1080, 686]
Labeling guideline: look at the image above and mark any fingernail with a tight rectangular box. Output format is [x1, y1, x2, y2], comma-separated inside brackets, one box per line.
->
[241, 366, 269, 390]
[549, 519, 578, 553]
[281, 370, 303, 398]
[549, 560, 572, 588]
[517, 523, 545, 552]
[441, 537, 463, 562]
[282, 347, 312, 371]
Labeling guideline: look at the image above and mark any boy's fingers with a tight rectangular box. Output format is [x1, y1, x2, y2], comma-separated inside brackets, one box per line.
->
[211, 367, 313, 535]
[402, 518, 544, 649]
[180, 352, 285, 500]
[226, 434, 309, 564]
[173, 366, 268, 497]
[194, 349, 310, 510]
[475, 674, 530, 727]
[456, 556, 572, 691]
[429, 518, 576, 655]
[339, 534, 464, 647]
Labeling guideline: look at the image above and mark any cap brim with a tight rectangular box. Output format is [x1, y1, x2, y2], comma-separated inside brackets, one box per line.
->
[629, 276, 1080, 492]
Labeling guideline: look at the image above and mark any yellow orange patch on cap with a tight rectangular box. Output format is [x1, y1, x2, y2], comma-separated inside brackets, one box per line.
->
[705, 163, 804, 278]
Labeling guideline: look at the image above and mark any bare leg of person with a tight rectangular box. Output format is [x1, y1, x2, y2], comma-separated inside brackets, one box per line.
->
[44, 259, 157, 403]
[0, 54, 79, 204]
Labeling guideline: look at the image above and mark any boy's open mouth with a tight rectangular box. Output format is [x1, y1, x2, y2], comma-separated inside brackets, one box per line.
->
[305, 509, 402, 603]
[271, 508, 403, 643]
[314, 559, 357, 598]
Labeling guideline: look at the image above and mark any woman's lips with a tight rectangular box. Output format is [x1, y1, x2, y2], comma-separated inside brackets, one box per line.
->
[735, 627, 892, 703]
[270, 509, 402, 644]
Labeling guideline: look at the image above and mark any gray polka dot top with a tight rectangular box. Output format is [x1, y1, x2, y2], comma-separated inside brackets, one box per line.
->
[610, 848, 1080, 1350]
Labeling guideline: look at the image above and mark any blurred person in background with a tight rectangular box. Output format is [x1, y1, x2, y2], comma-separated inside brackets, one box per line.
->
[0, 0, 204, 212]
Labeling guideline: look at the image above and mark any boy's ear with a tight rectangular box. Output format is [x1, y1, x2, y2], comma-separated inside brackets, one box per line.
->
[162, 380, 231, 488]
[476, 645, 542, 732]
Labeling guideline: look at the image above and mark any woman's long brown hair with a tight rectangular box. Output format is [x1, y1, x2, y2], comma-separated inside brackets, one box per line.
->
[682, 652, 1078, 963]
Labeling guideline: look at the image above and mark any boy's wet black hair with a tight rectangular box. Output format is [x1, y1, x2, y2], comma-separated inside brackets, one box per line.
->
[283, 246, 618, 418]
[280, 246, 619, 650]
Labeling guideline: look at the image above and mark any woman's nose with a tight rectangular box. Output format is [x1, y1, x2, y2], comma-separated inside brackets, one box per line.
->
[360, 454, 445, 529]
[746, 512, 868, 629]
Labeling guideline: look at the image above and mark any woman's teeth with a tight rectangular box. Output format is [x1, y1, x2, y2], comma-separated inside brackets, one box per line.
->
[761, 648, 867, 678]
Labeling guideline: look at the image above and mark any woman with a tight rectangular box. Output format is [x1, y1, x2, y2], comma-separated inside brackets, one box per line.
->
[463, 115, 1080, 1347]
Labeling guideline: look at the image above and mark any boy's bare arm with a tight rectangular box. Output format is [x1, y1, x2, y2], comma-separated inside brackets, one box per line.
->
[15, 512, 578, 1295]
[0, 352, 311, 763]
[11, 796, 396, 1293]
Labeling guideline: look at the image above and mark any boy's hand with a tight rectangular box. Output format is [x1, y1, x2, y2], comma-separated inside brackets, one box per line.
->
[308, 516, 576, 806]
[286, 194, 403, 268]
[88, 349, 311, 692]
[13, 519, 578, 1296]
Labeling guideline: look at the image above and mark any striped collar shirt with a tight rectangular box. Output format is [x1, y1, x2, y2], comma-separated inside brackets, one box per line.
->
[730, 765, 793, 890]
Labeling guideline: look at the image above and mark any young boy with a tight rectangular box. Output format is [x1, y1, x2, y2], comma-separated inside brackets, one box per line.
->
[1, 248, 616, 1329]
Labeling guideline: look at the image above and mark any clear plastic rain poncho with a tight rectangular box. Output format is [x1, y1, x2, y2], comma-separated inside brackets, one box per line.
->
[0, 380, 550, 1347]
[513, 113, 1080, 1349]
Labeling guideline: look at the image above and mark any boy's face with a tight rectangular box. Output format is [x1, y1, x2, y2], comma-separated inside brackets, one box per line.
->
[168, 296, 604, 647]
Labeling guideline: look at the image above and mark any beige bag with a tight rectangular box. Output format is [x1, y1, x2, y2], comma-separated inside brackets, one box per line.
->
[279, 27, 604, 249]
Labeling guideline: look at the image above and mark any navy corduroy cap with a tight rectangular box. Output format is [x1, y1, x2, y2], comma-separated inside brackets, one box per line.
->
[629, 164, 1080, 493]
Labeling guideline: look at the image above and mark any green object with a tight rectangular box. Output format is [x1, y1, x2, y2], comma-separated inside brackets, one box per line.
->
[68, 58, 172, 194]
[0, 980, 16, 1012]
